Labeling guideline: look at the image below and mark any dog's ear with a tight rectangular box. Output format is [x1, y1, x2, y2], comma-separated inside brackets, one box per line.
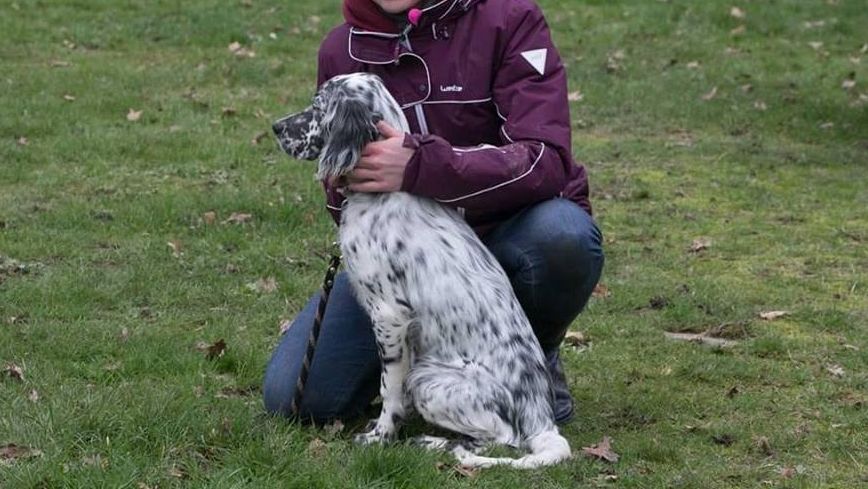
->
[319, 96, 379, 180]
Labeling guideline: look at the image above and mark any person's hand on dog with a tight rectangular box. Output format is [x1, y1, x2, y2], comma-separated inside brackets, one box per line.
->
[342, 121, 414, 193]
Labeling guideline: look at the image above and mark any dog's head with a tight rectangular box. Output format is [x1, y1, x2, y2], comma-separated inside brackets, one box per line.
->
[273, 73, 406, 181]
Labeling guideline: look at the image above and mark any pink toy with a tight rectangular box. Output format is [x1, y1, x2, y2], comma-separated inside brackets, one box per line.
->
[408, 8, 422, 26]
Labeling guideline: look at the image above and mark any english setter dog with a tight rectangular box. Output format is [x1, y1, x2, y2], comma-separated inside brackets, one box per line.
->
[272, 73, 571, 468]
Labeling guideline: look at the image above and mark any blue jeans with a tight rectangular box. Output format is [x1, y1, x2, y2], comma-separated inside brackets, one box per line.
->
[263, 198, 604, 423]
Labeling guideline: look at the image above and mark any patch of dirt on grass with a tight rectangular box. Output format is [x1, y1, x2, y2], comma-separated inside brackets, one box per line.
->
[0, 256, 43, 283]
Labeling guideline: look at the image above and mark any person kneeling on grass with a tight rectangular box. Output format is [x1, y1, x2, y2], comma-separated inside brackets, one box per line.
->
[263, 0, 604, 424]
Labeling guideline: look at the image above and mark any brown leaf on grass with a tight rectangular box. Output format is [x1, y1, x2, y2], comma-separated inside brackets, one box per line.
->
[730, 25, 746, 35]
[564, 331, 590, 349]
[842, 78, 856, 90]
[581, 436, 620, 463]
[689, 237, 712, 252]
[753, 100, 767, 111]
[228, 42, 256, 58]
[307, 438, 327, 457]
[202, 211, 217, 225]
[28, 389, 40, 403]
[221, 107, 237, 117]
[49, 60, 72, 68]
[251, 131, 268, 145]
[196, 339, 227, 360]
[729, 6, 746, 19]
[16, 137, 28, 146]
[701, 86, 718, 101]
[808, 41, 824, 51]
[3, 363, 24, 382]
[753, 436, 774, 457]
[592, 283, 611, 298]
[63, 94, 76, 101]
[568, 90, 584, 102]
[759, 310, 788, 320]
[167, 240, 183, 258]
[222, 212, 253, 225]
[825, 364, 845, 378]
[247, 277, 278, 293]
[803, 20, 826, 29]
[126, 109, 142, 122]
[1, 444, 43, 464]
[279, 319, 293, 335]
[82, 453, 108, 469]
[118, 327, 130, 343]
[664, 332, 737, 348]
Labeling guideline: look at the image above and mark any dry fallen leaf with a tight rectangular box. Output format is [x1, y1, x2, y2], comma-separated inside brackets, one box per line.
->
[28, 389, 40, 403]
[307, 438, 327, 457]
[759, 310, 788, 320]
[701, 86, 718, 101]
[753, 100, 767, 111]
[202, 211, 217, 225]
[592, 283, 611, 298]
[690, 237, 712, 252]
[228, 41, 256, 58]
[205, 339, 227, 360]
[564, 331, 590, 349]
[568, 90, 584, 102]
[82, 453, 108, 469]
[1, 444, 43, 464]
[167, 240, 183, 258]
[730, 25, 746, 35]
[63, 94, 76, 101]
[126, 109, 142, 122]
[16, 136, 28, 146]
[664, 331, 737, 348]
[3, 363, 24, 382]
[729, 6, 746, 19]
[251, 131, 268, 145]
[686, 61, 701, 69]
[842, 78, 856, 90]
[581, 436, 620, 463]
[826, 364, 845, 378]
[248, 277, 278, 293]
[803, 20, 826, 29]
[118, 327, 130, 343]
[49, 60, 71, 68]
[808, 41, 824, 51]
[222, 212, 253, 225]
[221, 107, 237, 117]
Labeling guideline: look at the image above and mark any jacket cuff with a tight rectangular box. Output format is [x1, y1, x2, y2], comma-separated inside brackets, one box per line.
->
[400, 133, 423, 193]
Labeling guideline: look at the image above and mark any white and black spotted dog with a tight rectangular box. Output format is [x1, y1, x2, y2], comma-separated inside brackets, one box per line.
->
[273, 73, 571, 468]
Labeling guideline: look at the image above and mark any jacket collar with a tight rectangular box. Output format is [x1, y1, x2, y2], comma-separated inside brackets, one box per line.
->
[343, 0, 476, 35]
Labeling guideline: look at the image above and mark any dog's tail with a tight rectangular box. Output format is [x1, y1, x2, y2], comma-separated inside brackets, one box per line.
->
[453, 430, 571, 469]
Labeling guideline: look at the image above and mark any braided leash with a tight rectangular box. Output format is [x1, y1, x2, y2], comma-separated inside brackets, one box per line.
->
[290, 250, 342, 417]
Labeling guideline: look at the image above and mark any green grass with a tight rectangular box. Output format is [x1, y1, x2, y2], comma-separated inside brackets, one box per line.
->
[1, 0, 866, 487]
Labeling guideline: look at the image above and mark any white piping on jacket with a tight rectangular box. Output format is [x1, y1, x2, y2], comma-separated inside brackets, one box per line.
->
[435, 143, 547, 204]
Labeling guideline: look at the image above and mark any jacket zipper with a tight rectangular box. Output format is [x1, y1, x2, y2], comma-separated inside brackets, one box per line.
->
[401, 36, 431, 135]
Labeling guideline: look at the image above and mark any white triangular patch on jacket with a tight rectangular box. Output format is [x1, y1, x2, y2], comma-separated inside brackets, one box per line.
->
[521, 49, 547, 75]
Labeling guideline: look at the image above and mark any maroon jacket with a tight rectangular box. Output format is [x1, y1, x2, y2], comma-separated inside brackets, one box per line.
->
[319, 0, 591, 232]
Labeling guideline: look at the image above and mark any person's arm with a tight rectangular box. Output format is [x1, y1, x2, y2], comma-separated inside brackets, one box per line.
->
[399, 1, 573, 217]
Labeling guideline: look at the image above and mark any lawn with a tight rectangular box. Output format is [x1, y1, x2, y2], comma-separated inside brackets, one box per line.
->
[1, 0, 866, 487]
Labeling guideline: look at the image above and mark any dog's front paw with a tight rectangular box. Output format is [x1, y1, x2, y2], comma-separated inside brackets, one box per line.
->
[353, 427, 394, 445]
